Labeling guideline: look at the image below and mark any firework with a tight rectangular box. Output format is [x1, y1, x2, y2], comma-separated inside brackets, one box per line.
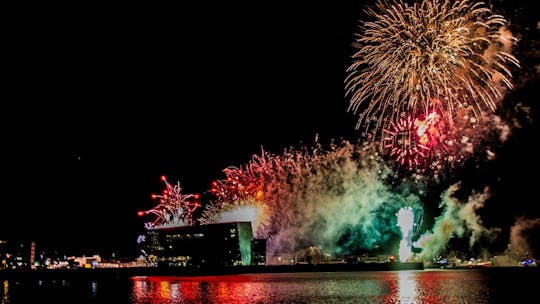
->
[200, 150, 279, 238]
[345, 0, 519, 167]
[383, 110, 448, 170]
[397, 207, 415, 262]
[383, 115, 429, 169]
[199, 138, 424, 259]
[208, 166, 266, 206]
[199, 198, 271, 239]
[138, 176, 200, 229]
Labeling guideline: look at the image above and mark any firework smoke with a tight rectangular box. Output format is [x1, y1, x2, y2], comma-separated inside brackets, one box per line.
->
[397, 207, 415, 262]
[143, 0, 530, 265]
[508, 217, 540, 257]
[200, 139, 425, 260]
[490, 217, 540, 266]
[415, 183, 497, 260]
[199, 198, 271, 239]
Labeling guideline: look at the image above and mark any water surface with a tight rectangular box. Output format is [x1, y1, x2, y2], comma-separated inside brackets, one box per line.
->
[2, 268, 536, 303]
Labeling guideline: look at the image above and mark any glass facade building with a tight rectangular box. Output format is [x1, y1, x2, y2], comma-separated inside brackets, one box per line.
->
[140, 222, 266, 267]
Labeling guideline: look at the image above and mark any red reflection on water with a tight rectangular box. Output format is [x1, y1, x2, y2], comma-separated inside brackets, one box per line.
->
[379, 271, 445, 304]
[131, 271, 491, 303]
[413, 271, 445, 304]
[131, 274, 270, 303]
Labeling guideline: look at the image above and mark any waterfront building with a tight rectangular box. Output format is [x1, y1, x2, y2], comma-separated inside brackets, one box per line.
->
[139, 222, 266, 267]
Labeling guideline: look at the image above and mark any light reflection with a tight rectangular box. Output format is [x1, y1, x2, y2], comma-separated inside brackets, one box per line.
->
[90, 281, 98, 299]
[169, 281, 179, 299]
[382, 270, 446, 303]
[159, 280, 170, 299]
[415, 271, 450, 304]
[129, 271, 494, 303]
[130, 275, 272, 303]
[397, 271, 417, 303]
[2, 280, 8, 304]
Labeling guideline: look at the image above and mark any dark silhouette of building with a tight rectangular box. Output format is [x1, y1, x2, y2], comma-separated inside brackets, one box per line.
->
[139, 222, 266, 267]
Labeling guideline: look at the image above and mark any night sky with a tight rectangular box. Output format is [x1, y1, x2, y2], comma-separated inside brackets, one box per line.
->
[2, 0, 538, 258]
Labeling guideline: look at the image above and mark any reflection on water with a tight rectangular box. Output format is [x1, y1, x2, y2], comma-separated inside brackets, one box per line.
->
[129, 270, 498, 304]
[0, 268, 536, 303]
[2, 280, 8, 304]
[397, 270, 418, 303]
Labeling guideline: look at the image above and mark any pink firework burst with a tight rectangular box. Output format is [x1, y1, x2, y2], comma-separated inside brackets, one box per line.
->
[209, 166, 265, 206]
[383, 115, 427, 169]
[138, 176, 201, 229]
[415, 111, 446, 150]
[383, 111, 446, 170]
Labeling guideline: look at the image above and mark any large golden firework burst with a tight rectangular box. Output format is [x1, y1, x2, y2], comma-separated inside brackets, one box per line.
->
[345, 0, 520, 147]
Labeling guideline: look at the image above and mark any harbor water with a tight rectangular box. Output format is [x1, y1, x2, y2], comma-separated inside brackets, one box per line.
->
[1, 268, 537, 303]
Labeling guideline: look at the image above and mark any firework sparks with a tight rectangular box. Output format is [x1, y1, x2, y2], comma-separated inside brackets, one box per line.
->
[199, 198, 271, 239]
[137, 0, 527, 264]
[138, 176, 200, 229]
[208, 166, 266, 206]
[199, 139, 424, 259]
[397, 207, 415, 262]
[383, 110, 448, 170]
[383, 115, 429, 168]
[345, 0, 519, 169]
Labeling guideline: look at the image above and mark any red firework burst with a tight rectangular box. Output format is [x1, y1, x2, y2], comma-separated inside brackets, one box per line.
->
[383, 111, 445, 169]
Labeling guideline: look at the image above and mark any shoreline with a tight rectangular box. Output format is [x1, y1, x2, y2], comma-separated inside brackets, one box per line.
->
[0, 262, 423, 280]
[2, 262, 537, 280]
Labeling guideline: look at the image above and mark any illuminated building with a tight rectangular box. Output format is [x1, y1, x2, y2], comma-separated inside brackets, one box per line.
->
[139, 222, 266, 267]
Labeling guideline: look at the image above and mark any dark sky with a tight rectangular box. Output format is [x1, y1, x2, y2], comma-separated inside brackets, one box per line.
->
[2, 0, 538, 257]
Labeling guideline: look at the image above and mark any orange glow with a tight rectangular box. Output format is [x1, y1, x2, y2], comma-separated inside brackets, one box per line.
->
[255, 190, 264, 199]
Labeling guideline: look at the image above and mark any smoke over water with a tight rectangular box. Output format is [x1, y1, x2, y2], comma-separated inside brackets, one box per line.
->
[265, 142, 417, 257]
[200, 139, 428, 260]
[199, 125, 537, 263]
[505, 217, 540, 261]
[414, 183, 498, 260]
